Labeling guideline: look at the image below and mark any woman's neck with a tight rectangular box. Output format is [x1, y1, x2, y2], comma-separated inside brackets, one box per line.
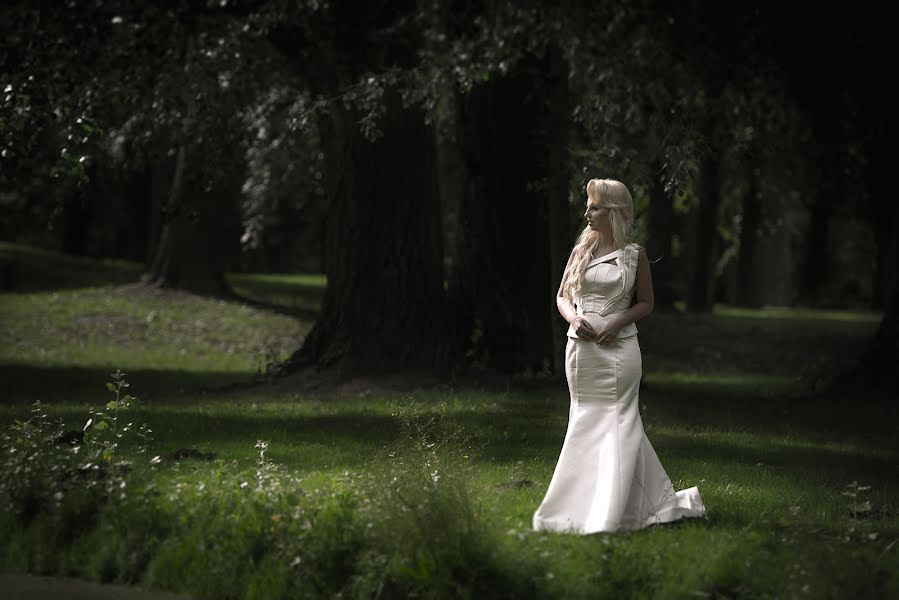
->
[593, 238, 617, 256]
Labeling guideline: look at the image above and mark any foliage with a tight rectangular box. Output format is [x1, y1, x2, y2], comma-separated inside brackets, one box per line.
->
[3, 0, 858, 283]
[0, 371, 158, 550]
[0, 376, 542, 598]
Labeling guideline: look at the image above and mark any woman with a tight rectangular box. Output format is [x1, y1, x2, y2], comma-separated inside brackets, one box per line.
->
[532, 178, 707, 534]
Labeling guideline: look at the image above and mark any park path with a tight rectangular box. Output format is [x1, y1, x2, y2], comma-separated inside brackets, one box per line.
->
[0, 572, 196, 600]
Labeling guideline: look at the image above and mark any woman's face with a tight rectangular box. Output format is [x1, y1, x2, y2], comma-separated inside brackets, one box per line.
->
[584, 196, 610, 231]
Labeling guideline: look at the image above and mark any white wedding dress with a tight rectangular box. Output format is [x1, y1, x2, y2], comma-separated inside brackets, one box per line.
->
[532, 243, 707, 534]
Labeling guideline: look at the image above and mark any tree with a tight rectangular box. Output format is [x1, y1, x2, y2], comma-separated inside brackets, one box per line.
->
[264, 1, 456, 374]
[2, 1, 278, 294]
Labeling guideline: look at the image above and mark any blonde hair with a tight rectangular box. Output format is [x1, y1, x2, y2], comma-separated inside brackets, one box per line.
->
[562, 178, 637, 302]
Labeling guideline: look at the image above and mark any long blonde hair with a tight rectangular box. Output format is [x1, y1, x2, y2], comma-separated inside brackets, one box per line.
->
[562, 179, 636, 302]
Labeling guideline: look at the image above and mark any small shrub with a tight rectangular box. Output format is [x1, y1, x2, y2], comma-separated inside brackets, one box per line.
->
[346, 397, 537, 599]
[0, 370, 159, 574]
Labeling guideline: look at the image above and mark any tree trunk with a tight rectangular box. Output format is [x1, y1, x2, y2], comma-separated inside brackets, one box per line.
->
[118, 161, 152, 262]
[686, 146, 721, 313]
[872, 208, 898, 311]
[870, 136, 897, 310]
[798, 183, 833, 307]
[844, 133, 898, 393]
[141, 29, 232, 295]
[144, 155, 173, 270]
[797, 120, 841, 308]
[646, 161, 677, 311]
[290, 88, 451, 375]
[142, 178, 234, 294]
[546, 42, 572, 374]
[830, 273, 899, 398]
[814, 124, 897, 399]
[735, 166, 763, 308]
[59, 186, 92, 256]
[434, 85, 465, 341]
[450, 66, 555, 374]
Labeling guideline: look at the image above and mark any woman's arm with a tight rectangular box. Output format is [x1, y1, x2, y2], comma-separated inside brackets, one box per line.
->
[557, 250, 598, 340]
[556, 251, 578, 324]
[615, 246, 654, 327]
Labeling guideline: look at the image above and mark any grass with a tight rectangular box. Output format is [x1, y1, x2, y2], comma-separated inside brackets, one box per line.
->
[228, 273, 326, 314]
[0, 241, 897, 599]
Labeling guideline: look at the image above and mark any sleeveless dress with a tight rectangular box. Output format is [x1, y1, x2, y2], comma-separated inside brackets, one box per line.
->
[532, 243, 707, 534]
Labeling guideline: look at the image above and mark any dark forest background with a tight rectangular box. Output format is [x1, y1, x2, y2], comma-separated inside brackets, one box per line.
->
[2, 0, 896, 392]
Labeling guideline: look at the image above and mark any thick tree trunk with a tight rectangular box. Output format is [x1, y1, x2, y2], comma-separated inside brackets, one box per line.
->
[144, 156, 239, 297]
[870, 137, 897, 311]
[797, 120, 841, 307]
[291, 88, 450, 375]
[758, 208, 794, 306]
[117, 161, 152, 262]
[798, 183, 833, 307]
[846, 135, 898, 393]
[686, 147, 721, 313]
[434, 88, 465, 331]
[59, 187, 92, 256]
[812, 124, 897, 399]
[142, 180, 233, 294]
[450, 66, 555, 374]
[646, 161, 677, 311]
[867, 283, 899, 381]
[735, 166, 763, 308]
[872, 208, 897, 310]
[144, 156, 172, 270]
[830, 274, 899, 398]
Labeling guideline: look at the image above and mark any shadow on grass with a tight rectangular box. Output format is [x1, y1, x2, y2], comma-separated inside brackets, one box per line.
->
[637, 383, 899, 446]
[0, 363, 260, 407]
[0, 242, 325, 317]
[0, 242, 143, 293]
[227, 290, 321, 322]
[115, 401, 898, 489]
[653, 431, 899, 486]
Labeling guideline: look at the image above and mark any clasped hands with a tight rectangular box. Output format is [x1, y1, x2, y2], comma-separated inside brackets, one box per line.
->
[571, 315, 625, 345]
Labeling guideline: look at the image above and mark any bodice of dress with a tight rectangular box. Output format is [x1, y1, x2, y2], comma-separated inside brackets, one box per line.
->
[565, 243, 640, 340]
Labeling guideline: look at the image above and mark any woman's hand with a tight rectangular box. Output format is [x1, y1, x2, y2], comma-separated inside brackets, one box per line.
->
[595, 317, 625, 345]
[570, 316, 599, 341]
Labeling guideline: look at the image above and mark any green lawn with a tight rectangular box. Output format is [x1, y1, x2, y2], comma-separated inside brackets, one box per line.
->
[0, 242, 896, 599]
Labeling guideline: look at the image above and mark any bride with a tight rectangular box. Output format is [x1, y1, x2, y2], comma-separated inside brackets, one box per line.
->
[532, 178, 707, 534]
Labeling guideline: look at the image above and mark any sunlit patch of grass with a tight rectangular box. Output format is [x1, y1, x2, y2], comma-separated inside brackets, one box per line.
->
[0, 286, 308, 404]
[644, 370, 795, 388]
[713, 303, 884, 323]
[227, 272, 326, 313]
[230, 273, 327, 288]
[669, 299, 883, 323]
